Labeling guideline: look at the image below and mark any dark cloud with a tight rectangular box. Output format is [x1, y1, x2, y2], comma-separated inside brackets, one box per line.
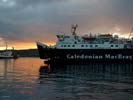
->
[0, 0, 133, 45]
[15, 0, 66, 4]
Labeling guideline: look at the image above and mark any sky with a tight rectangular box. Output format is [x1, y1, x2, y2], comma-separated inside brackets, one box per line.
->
[0, 0, 133, 49]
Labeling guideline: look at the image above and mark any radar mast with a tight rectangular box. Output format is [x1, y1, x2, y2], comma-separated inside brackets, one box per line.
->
[71, 24, 78, 36]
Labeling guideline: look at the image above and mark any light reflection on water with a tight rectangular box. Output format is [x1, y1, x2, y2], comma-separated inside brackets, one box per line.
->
[0, 58, 133, 100]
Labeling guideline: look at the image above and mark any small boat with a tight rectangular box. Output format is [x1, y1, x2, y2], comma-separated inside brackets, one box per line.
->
[0, 51, 14, 59]
[0, 43, 18, 59]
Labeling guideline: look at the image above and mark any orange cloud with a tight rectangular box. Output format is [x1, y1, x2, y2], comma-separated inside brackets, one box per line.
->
[0, 41, 56, 50]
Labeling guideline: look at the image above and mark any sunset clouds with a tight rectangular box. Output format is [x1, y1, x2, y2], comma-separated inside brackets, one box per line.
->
[0, 0, 133, 49]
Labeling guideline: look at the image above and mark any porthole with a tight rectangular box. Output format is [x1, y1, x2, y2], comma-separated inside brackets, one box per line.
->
[68, 45, 70, 47]
[72, 45, 75, 47]
[115, 45, 118, 47]
[90, 45, 93, 47]
[81, 45, 84, 47]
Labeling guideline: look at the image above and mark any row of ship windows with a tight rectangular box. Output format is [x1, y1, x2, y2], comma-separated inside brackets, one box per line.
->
[60, 45, 119, 47]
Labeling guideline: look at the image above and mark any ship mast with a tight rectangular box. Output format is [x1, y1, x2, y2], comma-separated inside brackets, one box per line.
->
[5, 41, 8, 51]
[71, 24, 78, 36]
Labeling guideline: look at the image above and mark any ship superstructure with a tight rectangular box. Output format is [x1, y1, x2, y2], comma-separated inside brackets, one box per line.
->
[56, 25, 133, 49]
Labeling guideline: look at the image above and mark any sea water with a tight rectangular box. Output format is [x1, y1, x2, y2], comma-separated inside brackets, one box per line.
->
[0, 58, 133, 100]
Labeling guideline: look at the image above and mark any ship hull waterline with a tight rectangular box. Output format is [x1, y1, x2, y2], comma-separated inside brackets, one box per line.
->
[37, 44, 133, 63]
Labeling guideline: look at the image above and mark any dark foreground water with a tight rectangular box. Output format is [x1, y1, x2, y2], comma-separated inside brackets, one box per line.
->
[0, 58, 133, 100]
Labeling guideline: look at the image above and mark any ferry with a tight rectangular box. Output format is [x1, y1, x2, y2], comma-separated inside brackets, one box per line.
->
[37, 25, 133, 63]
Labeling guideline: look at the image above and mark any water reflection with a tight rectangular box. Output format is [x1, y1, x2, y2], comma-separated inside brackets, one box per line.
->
[0, 58, 44, 100]
[39, 63, 133, 100]
[39, 63, 133, 81]
[0, 59, 14, 77]
[0, 58, 133, 100]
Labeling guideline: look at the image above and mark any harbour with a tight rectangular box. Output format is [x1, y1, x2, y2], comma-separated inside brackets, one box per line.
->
[0, 0, 133, 100]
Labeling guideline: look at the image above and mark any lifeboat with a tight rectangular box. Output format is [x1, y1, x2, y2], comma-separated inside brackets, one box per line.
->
[82, 35, 96, 41]
[99, 33, 112, 37]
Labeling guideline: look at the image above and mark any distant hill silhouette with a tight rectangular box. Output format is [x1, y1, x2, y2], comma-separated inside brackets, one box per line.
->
[16, 49, 39, 57]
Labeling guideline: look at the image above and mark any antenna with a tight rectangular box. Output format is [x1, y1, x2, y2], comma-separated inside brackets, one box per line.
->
[128, 27, 133, 39]
[5, 41, 8, 50]
[71, 24, 78, 35]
